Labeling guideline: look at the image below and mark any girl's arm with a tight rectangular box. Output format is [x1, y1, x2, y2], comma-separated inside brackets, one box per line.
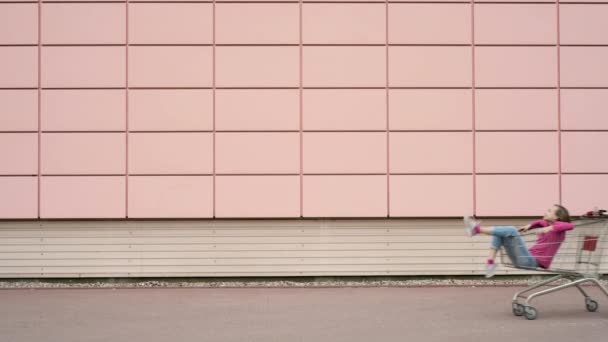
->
[535, 221, 575, 235]
[519, 219, 546, 232]
[528, 220, 547, 229]
[552, 221, 574, 233]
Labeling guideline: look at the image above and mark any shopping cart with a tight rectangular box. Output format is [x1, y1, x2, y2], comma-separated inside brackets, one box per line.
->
[500, 211, 608, 320]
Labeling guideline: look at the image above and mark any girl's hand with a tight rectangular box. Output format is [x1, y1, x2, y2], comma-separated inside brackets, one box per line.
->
[518, 224, 532, 232]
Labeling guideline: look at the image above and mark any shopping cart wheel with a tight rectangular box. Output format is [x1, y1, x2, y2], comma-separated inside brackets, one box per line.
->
[585, 299, 599, 312]
[524, 306, 537, 320]
[512, 303, 524, 316]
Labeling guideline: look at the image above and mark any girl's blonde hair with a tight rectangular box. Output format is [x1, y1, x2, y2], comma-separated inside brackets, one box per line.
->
[554, 204, 571, 223]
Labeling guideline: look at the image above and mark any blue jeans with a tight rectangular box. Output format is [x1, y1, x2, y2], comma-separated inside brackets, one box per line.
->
[491, 226, 538, 268]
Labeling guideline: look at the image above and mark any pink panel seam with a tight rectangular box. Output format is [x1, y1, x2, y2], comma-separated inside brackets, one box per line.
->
[213, 0, 217, 218]
[557, 0, 563, 204]
[37, 0, 41, 219]
[125, 0, 129, 218]
[299, 0, 303, 217]
[386, 0, 390, 218]
[471, 0, 477, 216]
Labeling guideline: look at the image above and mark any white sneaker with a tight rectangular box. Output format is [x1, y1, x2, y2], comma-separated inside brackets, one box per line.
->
[463, 216, 480, 237]
[485, 263, 497, 278]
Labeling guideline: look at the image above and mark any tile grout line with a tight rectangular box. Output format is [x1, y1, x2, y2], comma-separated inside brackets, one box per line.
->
[9, 86, 608, 90]
[24, 172, 608, 177]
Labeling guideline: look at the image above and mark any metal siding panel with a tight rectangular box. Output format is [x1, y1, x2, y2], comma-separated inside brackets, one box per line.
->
[0, 219, 595, 278]
[3, 250, 487, 259]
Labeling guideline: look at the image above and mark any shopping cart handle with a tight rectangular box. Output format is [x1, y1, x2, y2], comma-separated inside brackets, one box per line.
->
[584, 209, 607, 217]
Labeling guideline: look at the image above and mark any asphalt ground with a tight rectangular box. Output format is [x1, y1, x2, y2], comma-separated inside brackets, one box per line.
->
[1, 286, 607, 342]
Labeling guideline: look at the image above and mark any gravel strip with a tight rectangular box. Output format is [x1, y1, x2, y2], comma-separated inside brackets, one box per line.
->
[1, 276, 607, 289]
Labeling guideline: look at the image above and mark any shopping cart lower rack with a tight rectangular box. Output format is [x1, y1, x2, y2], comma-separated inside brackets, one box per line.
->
[500, 214, 608, 320]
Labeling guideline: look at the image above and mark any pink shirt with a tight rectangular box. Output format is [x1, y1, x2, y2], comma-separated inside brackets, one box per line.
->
[527, 219, 574, 269]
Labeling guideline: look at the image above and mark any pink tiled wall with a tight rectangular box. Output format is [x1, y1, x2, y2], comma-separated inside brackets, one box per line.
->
[1, 1, 607, 219]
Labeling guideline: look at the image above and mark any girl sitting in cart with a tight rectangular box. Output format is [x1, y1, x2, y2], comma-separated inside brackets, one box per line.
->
[464, 204, 574, 278]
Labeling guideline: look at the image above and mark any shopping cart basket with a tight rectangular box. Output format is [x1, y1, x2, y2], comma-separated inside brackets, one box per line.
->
[499, 212, 608, 320]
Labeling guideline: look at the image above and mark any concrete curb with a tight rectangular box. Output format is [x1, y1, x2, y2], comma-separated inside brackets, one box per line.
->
[1, 275, 606, 289]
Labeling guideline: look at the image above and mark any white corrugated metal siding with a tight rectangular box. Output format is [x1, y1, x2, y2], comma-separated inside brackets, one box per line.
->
[0, 219, 605, 278]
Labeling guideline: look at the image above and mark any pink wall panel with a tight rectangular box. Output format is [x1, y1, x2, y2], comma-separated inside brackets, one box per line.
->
[40, 176, 125, 219]
[1, 2, 607, 220]
[41, 90, 125, 131]
[0, 47, 37, 88]
[475, 90, 557, 130]
[390, 133, 472, 173]
[475, 47, 557, 87]
[43, 0, 125, 2]
[561, 90, 608, 130]
[0, 134, 37, 175]
[560, 5, 608, 45]
[303, 4, 385, 44]
[216, 4, 298, 44]
[215, 90, 299, 131]
[562, 132, 608, 173]
[303, 132, 386, 174]
[389, 4, 471, 44]
[138, 0, 218, 2]
[476, 175, 559, 216]
[303, 47, 385, 87]
[0, 4, 37, 44]
[42, 47, 125, 88]
[42, 4, 125, 44]
[560, 47, 608, 87]
[128, 90, 212, 131]
[389, 47, 471, 87]
[216, 0, 294, 1]
[303, 175, 387, 217]
[128, 176, 213, 218]
[474, 4, 556, 44]
[128, 46, 212, 87]
[0, 177, 37, 219]
[128, 133, 212, 174]
[389, 90, 472, 131]
[476, 132, 558, 173]
[215, 133, 299, 174]
[400, 0, 480, 3]
[0, 90, 38, 131]
[390, 175, 473, 217]
[562, 175, 608, 216]
[215, 176, 300, 218]
[41, 133, 126, 174]
[477, 0, 554, 2]
[216, 47, 299, 87]
[129, 3, 212, 44]
[303, 89, 386, 131]
[298, 0, 384, 2]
